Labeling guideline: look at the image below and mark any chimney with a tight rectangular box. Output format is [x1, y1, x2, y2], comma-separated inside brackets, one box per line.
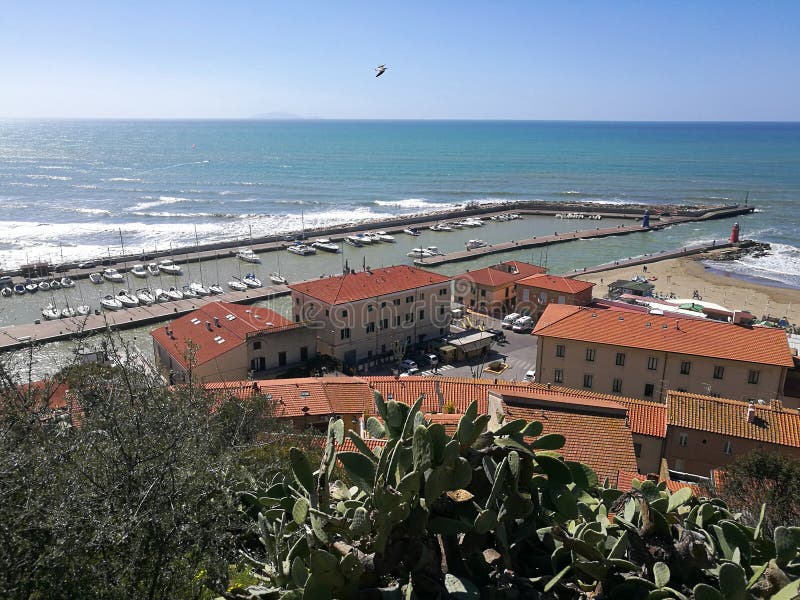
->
[675, 319, 680, 330]
[359, 415, 365, 438]
[205, 321, 212, 331]
[746, 402, 755, 423]
[435, 380, 444, 413]
[213, 316, 221, 327]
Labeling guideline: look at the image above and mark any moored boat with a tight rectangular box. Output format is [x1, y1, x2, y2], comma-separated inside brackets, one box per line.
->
[61, 307, 76, 319]
[13, 283, 26, 295]
[76, 305, 91, 316]
[236, 248, 262, 263]
[242, 273, 262, 288]
[466, 239, 487, 250]
[270, 273, 288, 285]
[130, 264, 148, 278]
[159, 259, 182, 275]
[25, 282, 38, 293]
[102, 268, 124, 283]
[100, 294, 123, 311]
[49, 279, 61, 290]
[89, 272, 104, 284]
[403, 228, 420, 236]
[1, 287, 11, 298]
[147, 263, 160, 276]
[189, 282, 211, 297]
[181, 285, 199, 299]
[311, 239, 340, 253]
[136, 288, 156, 305]
[344, 236, 363, 247]
[376, 231, 396, 242]
[154, 289, 171, 303]
[41, 304, 60, 320]
[60, 277, 76, 288]
[228, 279, 247, 292]
[116, 289, 139, 308]
[287, 244, 316, 256]
[165, 286, 183, 301]
[38, 281, 51, 292]
[209, 283, 224, 295]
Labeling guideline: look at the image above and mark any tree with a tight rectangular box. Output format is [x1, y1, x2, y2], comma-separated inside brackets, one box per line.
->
[718, 449, 800, 534]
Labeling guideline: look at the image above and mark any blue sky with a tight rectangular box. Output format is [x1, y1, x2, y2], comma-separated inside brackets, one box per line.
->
[1, 1, 798, 120]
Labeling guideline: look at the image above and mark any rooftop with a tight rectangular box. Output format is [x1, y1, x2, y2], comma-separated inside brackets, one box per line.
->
[532, 305, 794, 367]
[288, 265, 450, 305]
[616, 470, 707, 497]
[516, 273, 595, 295]
[667, 391, 800, 448]
[454, 261, 546, 288]
[151, 301, 296, 369]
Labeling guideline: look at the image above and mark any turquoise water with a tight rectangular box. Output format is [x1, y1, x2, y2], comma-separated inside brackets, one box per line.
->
[0, 120, 798, 282]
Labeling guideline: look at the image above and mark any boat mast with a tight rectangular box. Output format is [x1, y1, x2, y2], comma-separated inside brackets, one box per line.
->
[194, 225, 204, 284]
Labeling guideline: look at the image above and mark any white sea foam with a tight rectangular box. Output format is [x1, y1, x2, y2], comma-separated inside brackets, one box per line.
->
[704, 242, 800, 288]
[72, 184, 98, 189]
[127, 196, 199, 211]
[73, 208, 113, 216]
[374, 198, 455, 209]
[26, 174, 72, 181]
[106, 177, 142, 182]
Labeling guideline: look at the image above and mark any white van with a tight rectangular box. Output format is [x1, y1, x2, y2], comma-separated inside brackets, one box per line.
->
[501, 312, 521, 329]
[512, 315, 534, 333]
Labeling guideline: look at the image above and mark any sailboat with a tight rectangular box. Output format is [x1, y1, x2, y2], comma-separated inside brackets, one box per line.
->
[270, 251, 288, 285]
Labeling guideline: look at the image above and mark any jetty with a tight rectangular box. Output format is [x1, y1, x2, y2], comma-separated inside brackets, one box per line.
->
[412, 204, 752, 267]
[0, 285, 290, 352]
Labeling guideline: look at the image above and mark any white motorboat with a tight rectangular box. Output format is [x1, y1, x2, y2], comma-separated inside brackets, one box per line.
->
[311, 239, 340, 253]
[425, 246, 442, 256]
[236, 248, 262, 264]
[403, 228, 420, 236]
[242, 273, 262, 288]
[209, 283, 224, 295]
[430, 223, 452, 232]
[100, 294, 123, 311]
[136, 288, 156, 305]
[159, 259, 182, 275]
[353, 234, 373, 244]
[61, 307, 76, 319]
[60, 277, 76, 288]
[344, 236, 363, 247]
[287, 244, 316, 256]
[154, 289, 171, 303]
[42, 304, 60, 320]
[1, 287, 11, 298]
[117, 290, 139, 308]
[25, 283, 38, 293]
[130, 264, 148, 278]
[376, 231, 396, 242]
[13, 283, 26, 295]
[38, 281, 51, 292]
[165, 286, 183, 301]
[228, 280, 247, 292]
[447, 221, 464, 229]
[270, 273, 288, 285]
[147, 263, 160, 276]
[76, 305, 91, 316]
[103, 268, 124, 283]
[407, 248, 433, 258]
[181, 285, 199, 299]
[49, 279, 61, 290]
[466, 239, 487, 250]
[363, 232, 382, 243]
[460, 218, 483, 227]
[89, 272, 104, 284]
[189, 282, 211, 297]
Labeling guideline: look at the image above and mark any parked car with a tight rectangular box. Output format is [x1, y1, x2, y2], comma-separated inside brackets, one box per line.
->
[77, 261, 97, 269]
[501, 312, 521, 329]
[511, 315, 534, 333]
[525, 369, 536, 382]
[400, 367, 420, 377]
[424, 354, 439, 367]
[486, 328, 506, 342]
[400, 359, 418, 371]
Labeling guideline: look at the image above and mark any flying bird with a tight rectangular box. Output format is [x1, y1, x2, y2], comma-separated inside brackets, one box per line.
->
[375, 64, 387, 77]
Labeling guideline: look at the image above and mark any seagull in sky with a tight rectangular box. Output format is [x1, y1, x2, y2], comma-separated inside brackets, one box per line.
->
[375, 64, 387, 77]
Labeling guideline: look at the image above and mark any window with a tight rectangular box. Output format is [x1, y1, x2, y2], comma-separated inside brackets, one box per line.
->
[679, 433, 688, 447]
[381, 301, 387, 308]
[583, 374, 593, 388]
[439, 305, 445, 315]
[417, 309, 424, 320]
[438, 288, 447, 296]
[295, 298, 300, 304]
[724, 441, 733, 455]
[554, 369, 564, 384]
[253, 341, 262, 350]
[680, 361, 691, 375]
[406, 296, 414, 303]
[713, 365, 725, 380]
[480, 289, 486, 297]
[325, 309, 330, 317]
[300, 346, 308, 361]
[612, 378, 622, 393]
[341, 309, 348, 317]
[340, 328, 350, 340]
[644, 383, 654, 397]
[748, 370, 760, 384]
[367, 305, 373, 312]
[394, 316, 400, 326]
[394, 298, 401, 306]
[405, 313, 414, 323]
[294, 314, 300, 323]
[366, 322, 375, 333]
[647, 357, 658, 371]
[585, 348, 596, 362]
[616, 352, 626, 366]
[556, 344, 565, 358]
[633, 443, 642, 458]
[381, 318, 388, 330]
[278, 351, 287, 367]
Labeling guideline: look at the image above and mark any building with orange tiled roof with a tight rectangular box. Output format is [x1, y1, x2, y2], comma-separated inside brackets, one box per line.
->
[486, 389, 638, 484]
[152, 301, 317, 384]
[289, 265, 452, 369]
[664, 390, 800, 475]
[453, 261, 546, 317]
[205, 376, 372, 432]
[616, 470, 708, 497]
[532, 304, 795, 405]
[362, 375, 666, 474]
[515, 274, 595, 321]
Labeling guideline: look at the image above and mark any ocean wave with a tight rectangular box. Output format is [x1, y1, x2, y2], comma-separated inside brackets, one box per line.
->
[72, 184, 98, 189]
[37, 165, 72, 170]
[106, 177, 142, 182]
[73, 208, 113, 216]
[274, 199, 323, 206]
[26, 174, 72, 181]
[704, 242, 800, 288]
[127, 196, 201, 211]
[374, 198, 451, 209]
[129, 211, 244, 219]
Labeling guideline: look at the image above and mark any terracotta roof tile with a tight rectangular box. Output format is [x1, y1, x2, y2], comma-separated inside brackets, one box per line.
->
[454, 261, 546, 288]
[362, 376, 666, 438]
[533, 305, 793, 367]
[667, 391, 800, 448]
[338, 437, 387, 454]
[151, 301, 295, 369]
[617, 470, 706, 496]
[516, 274, 595, 295]
[288, 265, 450, 305]
[320, 379, 373, 414]
[503, 403, 638, 483]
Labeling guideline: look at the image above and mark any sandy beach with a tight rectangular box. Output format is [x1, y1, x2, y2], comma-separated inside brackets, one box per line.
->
[580, 251, 800, 327]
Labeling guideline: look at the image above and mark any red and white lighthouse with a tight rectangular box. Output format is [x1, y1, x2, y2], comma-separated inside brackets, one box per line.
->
[730, 222, 740, 243]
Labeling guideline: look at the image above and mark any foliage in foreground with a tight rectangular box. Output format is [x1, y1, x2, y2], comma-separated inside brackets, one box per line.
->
[237, 394, 800, 599]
